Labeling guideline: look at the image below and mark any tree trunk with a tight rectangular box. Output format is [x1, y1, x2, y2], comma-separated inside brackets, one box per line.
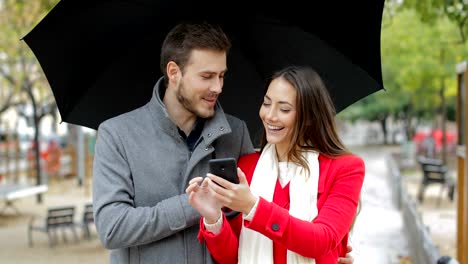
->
[27, 89, 42, 203]
[440, 48, 447, 164]
[402, 105, 414, 141]
[51, 106, 58, 134]
[440, 83, 447, 163]
[379, 115, 388, 145]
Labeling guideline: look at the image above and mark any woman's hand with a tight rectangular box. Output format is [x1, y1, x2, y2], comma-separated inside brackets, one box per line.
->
[186, 177, 222, 224]
[338, 245, 354, 264]
[207, 168, 257, 215]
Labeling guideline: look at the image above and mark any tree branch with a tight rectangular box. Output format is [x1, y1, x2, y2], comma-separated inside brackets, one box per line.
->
[0, 93, 14, 114]
[458, 16, 467, 43]
[0, 66, 17, 86]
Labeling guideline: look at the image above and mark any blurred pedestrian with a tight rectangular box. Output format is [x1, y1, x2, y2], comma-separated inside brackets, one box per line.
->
[44, 140, 61, 179]
[421, 133, 436, 158]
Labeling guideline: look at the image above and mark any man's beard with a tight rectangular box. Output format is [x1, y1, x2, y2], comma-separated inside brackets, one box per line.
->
[176, 81, 215, 118]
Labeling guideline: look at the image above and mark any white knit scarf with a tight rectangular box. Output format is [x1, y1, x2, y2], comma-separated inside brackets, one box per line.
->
[238, 143, 319, 264]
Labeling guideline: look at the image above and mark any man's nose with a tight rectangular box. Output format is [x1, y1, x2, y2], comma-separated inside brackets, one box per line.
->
[211, 78, 223, 94]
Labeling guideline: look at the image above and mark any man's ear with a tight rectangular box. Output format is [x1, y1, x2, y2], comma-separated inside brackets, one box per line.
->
[166, 61, 181, 83]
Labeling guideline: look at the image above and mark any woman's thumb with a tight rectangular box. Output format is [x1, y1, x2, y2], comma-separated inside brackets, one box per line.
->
[237, 167, 247, 184]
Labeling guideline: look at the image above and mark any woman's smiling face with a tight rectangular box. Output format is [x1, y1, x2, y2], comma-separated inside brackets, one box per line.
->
[259, 77, 297, 157]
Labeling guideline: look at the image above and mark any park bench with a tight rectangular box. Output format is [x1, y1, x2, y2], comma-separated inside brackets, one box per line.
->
[28, 205, 79, 247]
[416, 156, 454, 205]
[79, 203, 94, 240]
[0, 184, 48, 215]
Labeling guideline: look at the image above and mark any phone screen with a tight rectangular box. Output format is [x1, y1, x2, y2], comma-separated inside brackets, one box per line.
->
[208, 158, 238, 184]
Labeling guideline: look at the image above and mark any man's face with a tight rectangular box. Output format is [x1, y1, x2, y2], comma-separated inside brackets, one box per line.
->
[175, 49, 227, 118]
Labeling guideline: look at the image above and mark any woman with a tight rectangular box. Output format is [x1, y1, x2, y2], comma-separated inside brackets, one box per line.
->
[186, 66, 364, 264]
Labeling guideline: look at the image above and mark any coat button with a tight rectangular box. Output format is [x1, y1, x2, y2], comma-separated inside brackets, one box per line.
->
[207, 133, 212, 138]
[205, 147, 210, 151]
[219, 126, 225, 131]
[271, 223, 280, 231]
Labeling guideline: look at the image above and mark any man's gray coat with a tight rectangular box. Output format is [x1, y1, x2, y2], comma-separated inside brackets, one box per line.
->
[93, 79, 254, 263]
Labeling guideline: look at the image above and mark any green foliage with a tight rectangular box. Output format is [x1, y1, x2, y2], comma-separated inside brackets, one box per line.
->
[401, 0, 467, 42]
[341, 6, 468, 124]
[0, 0, 59, 110]
[0, 0, 60, 186]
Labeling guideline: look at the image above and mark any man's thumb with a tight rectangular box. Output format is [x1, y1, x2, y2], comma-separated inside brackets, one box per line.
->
[201, 177, 210, 188]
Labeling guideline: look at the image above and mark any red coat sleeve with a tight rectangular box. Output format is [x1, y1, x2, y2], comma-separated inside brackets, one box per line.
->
[198, 153, 259, 263]
[198, 213, 241, 264]
[244, 155, 365, 259]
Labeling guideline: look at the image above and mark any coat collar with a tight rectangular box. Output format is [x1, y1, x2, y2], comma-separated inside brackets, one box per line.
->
[317, 154, 332, 194]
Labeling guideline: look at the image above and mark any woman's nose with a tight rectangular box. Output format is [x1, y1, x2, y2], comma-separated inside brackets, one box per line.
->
[266, 108, 278, 121]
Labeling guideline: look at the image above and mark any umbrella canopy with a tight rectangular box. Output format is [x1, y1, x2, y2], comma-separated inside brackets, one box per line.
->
[23, 0, 385, 144]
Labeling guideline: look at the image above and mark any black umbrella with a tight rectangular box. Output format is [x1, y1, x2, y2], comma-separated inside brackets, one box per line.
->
[23, 0, 385, 145]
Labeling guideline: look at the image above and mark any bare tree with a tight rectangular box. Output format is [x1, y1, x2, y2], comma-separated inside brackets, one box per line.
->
[0, 0, 59, 203]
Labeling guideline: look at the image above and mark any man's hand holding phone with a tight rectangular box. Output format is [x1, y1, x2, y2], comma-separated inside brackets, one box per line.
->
[186, 176, 222, 224]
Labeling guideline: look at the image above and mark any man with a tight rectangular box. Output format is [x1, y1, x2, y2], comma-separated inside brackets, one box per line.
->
[93, 21, 354, 264]
[93, 21, 253, 264]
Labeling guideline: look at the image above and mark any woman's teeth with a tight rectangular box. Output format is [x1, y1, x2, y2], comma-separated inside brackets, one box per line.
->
[267, 125, 283, 130]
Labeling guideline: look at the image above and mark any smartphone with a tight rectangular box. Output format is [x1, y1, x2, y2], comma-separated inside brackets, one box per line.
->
[208, 157, 239, 184]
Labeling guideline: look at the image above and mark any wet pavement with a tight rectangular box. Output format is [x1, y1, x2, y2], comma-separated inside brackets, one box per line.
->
[350, 146, 410, 264]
